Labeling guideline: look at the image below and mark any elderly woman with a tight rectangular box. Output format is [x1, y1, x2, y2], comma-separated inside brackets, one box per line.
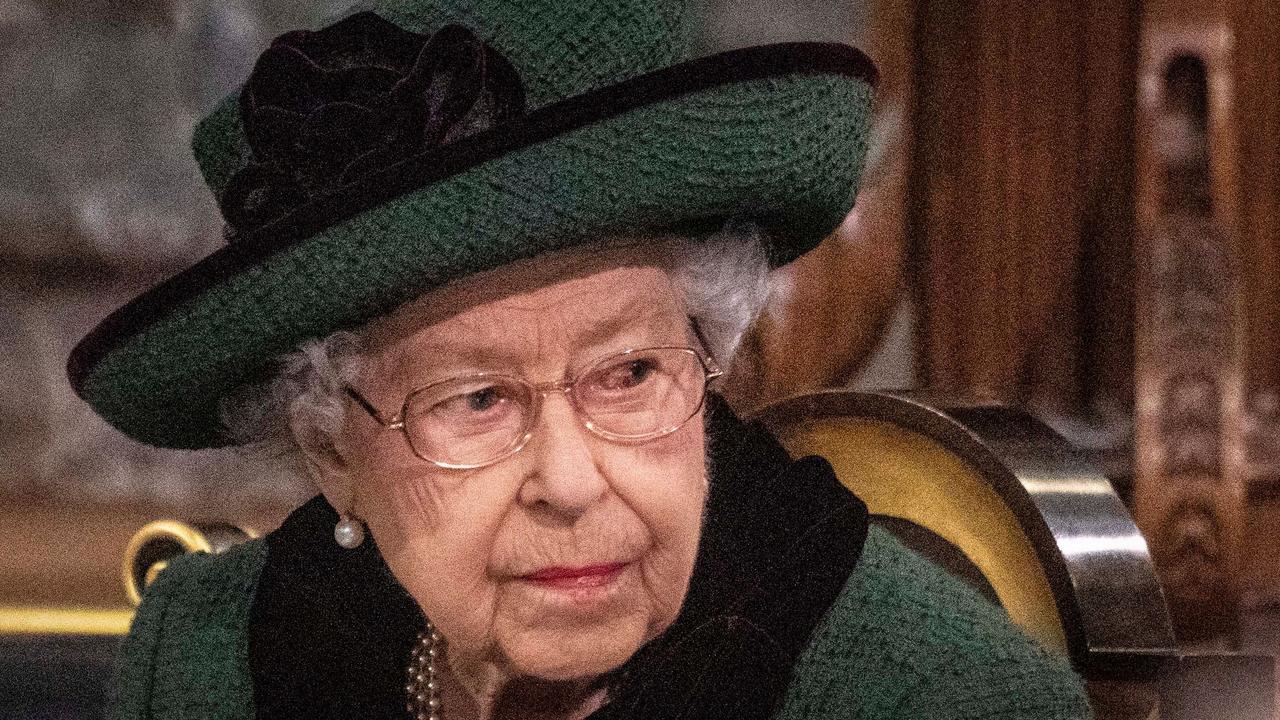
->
[69, 1, 1090, 718]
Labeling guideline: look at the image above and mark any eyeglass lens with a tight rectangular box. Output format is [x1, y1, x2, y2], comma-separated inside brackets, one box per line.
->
[401, 348, 709, 467]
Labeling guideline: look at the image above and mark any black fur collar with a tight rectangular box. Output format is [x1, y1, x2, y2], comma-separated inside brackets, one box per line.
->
[249, 399, 868, 719]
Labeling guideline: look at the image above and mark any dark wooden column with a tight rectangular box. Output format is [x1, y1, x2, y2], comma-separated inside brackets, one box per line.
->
[908, 0, 1139, 413]
[1076, 3, 1141, 413]
[1229, 0, 1280, 618]
[1234, 0, 1280, 396]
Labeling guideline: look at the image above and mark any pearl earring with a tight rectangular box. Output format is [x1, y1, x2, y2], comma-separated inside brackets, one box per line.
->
[334, 514, 365, 549]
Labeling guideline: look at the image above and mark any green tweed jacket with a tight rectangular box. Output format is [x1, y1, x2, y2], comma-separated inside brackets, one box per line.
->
[111, 406, 1091, 720]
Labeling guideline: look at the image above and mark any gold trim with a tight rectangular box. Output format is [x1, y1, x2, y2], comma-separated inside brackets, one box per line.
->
[143, 560, 170, 587]
[122, 520, 214, 607]
[0, 606, 132, 636]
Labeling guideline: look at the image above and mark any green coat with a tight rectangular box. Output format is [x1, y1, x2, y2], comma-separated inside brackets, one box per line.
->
[112, 526, 1090, 719]
[111, 408, 1090, 719]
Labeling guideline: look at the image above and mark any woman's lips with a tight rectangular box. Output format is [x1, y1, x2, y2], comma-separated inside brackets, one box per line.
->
[520, 563, 628, 589]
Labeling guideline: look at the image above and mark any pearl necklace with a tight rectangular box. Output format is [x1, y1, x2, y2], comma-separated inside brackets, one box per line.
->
[405, 620, 444, 720]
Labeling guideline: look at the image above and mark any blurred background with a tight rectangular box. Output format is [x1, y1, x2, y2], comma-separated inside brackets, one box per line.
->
[1, 0, 1278, 717]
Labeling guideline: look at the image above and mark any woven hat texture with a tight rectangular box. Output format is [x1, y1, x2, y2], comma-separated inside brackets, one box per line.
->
[69, 0, 877, 449]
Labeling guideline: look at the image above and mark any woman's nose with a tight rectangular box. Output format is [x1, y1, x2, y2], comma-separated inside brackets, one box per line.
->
[516, 393, 609, 515]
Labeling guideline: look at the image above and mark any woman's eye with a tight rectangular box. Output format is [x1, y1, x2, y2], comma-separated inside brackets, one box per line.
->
[435, 385, 510, 417]
[598, 359, 657, 390]
[466, 387, 502, 411]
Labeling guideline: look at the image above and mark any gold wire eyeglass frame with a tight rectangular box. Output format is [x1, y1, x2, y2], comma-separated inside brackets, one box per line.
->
[345, 346, 723, 469]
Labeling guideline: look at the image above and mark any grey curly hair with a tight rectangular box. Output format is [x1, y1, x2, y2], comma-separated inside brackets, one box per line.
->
[219, 221, 773, 471]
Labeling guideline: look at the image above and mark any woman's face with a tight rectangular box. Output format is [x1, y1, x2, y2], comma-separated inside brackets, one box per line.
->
[317, 255, 708, 684]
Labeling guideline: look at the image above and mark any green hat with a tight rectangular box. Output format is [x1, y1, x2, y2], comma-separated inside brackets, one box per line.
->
[68, 0, 877, 450]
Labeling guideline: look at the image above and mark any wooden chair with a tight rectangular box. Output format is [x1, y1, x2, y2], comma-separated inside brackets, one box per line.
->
[754, 389, 1177, 679]
[755, 390, 1275, 720]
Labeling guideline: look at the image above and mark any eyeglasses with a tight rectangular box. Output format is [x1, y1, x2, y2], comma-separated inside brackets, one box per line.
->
[345, 346, 723, 469]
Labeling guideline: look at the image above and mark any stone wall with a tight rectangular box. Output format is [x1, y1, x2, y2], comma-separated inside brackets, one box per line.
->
[0, 0, 327, 512]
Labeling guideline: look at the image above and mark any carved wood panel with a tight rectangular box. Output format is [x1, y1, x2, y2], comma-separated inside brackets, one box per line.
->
[1130, 0, 1279, 642]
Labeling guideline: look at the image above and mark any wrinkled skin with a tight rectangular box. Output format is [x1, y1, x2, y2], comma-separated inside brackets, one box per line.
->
[296, 248, 708, 720]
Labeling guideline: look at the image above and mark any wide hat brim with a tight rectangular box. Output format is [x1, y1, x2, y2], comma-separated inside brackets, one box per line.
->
[69, 42, 877, 449]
